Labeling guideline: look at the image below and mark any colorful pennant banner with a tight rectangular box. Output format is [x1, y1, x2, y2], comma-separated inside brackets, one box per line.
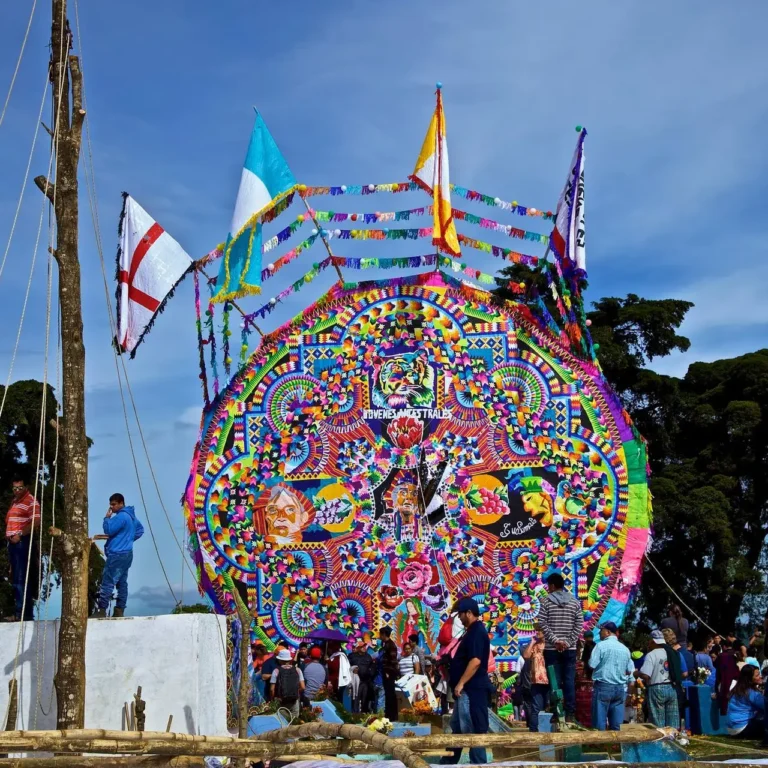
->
[261, 233, 319, 282]
[331, 254, 438, 270]
[332, 227, 433, 241]
[302, 182, 417, 197]
[452, 209, 548, 245]
[312, 207, 548, 245]
[248, 257, 333, 320]
[325, 254, 525, 295]
[301, 182, 551, 219]
[263, 213, 309, 253]
[451, 186, 554, 221]
[315, 206, 430, 224]
[457, 234, 538, 267]
[437, 256, 498, 287]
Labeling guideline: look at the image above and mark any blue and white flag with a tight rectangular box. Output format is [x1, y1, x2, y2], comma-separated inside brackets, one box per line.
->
[213, 110, 297, 301]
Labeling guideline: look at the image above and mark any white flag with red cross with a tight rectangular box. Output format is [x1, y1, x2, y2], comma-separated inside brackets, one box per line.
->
[116, 194, 193, 356]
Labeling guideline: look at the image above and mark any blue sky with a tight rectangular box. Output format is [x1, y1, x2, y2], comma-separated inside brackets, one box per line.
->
[1, 1, 767, 615]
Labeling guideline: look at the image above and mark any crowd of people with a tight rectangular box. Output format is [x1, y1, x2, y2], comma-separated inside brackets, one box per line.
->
[246, 573, 768, 756]
[249, 596, 494, 763]
[498, 581, 768, 745]
[576, 605, 768, 745]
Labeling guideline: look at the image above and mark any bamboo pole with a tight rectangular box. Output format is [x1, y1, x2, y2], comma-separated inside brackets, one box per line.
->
[3, 680, 18, 732]
[259, 724, 677, 750]
[0, 725, 675, 759]
[298, 195, 344, 282]
[0, 758, 202, 767]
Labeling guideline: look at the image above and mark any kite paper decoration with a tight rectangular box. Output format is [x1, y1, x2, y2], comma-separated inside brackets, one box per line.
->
[411, 86, 460, 258]
[184, 272, 651, 680]
[213, 110, 298, 302]
[116, 194, 193, 356]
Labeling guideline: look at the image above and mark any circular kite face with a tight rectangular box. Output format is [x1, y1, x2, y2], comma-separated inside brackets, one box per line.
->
[185, 274, 650, 663]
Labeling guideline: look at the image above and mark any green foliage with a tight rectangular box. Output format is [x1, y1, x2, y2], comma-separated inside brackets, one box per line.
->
[584, 294, 767, 629]
[172, 602, 212, 614]
[587, 294, 693, 393]
[0, 379, 101, 619]
[642, 350, 768, 630]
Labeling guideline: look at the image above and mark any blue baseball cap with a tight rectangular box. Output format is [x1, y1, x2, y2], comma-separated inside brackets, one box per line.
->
[601, 621, 619, 633]
[455, 598, 480, 616]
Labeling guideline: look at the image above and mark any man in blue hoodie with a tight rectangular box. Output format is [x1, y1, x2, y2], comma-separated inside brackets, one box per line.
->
[93, 493, 144, 618]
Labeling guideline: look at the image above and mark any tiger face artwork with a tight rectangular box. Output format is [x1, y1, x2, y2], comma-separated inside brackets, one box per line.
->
[372, 352, 435, 408]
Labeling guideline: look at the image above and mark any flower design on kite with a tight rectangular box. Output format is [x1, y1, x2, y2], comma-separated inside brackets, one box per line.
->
[423, 583, 449, 612]
[386, 416, 423, 449]
[398, 561, 433, 597]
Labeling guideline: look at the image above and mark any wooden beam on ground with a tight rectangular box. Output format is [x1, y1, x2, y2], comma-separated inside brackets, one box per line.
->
[0, 725, 675, 760]
[0, 757, 203, 767]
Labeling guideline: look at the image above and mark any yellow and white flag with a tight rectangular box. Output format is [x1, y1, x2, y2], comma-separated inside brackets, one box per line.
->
[410, 87, 460, 258]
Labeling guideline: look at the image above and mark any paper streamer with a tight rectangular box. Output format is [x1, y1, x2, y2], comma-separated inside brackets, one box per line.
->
[331, 254, 438, 270]
[302, 182, 551, 219]
[457, 234, 539, 267]
[313, 207, 548, 245]
[261, 233, 320, 282]
[247, 257, 333, 320]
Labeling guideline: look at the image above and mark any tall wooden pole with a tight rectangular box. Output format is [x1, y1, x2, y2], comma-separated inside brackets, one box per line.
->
[34, 0, 90, 730]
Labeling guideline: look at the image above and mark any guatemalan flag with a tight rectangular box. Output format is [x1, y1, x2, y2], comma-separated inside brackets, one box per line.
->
[116, 194, 193, 357]
[213, 110, 297, 302]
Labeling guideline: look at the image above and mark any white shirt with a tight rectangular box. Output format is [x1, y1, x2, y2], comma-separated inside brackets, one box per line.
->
[399, 654, 419, 677]
[640, 647, 671, 685]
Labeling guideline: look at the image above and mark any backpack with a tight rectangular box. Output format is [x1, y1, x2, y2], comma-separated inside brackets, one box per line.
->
[274, 666, 300, 706]
[438, 616, 456, 647]
[355, 653, 375, 682]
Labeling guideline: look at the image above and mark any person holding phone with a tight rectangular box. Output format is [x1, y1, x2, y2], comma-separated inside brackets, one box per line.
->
[93, 493, 144, 618]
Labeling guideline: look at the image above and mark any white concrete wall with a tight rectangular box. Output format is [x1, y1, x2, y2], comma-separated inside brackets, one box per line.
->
[0, 614, 229, 735]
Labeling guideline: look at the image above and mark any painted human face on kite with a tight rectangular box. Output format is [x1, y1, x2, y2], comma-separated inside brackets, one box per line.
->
[264, 487, 309, 542]
[522, 490, 554, 529]
[393, 482, 419, 524]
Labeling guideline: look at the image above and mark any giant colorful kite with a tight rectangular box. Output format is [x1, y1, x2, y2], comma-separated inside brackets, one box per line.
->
[184, 268, 650, 671]
[167, 93, 651, 695]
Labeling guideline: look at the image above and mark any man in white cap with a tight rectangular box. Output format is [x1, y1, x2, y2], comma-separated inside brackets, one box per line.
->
[270, 647, 305, 717]
[638, 629, 679, 727]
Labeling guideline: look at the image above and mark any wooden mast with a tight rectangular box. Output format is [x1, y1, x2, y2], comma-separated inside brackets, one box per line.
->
[34, 0, 90, 729]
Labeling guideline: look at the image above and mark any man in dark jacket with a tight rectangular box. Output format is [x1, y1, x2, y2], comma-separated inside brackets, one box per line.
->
[379, 626, 400, 721]
[539, 572, 583, 722]
[93, 493, 144, 618]
[441, 598, 491, 765]
[349, 640, 376, 713]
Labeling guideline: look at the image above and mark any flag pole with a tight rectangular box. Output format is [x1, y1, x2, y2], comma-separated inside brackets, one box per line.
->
[298, 192, 344, 283]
